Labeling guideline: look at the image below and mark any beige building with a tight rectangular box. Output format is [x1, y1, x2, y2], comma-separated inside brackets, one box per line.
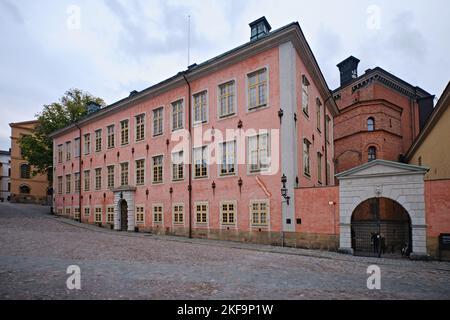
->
[406, 82, 450, 180]
[9, 120, 50, 204]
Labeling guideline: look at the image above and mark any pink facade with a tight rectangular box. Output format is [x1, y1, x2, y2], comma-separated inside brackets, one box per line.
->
[51, 19, 338, 244]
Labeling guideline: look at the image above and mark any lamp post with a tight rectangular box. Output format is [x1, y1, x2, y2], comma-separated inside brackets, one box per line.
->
[281, 174, 290, 205]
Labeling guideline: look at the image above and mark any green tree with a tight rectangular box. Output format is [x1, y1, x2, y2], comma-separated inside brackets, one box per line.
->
[19, 89, 105, 181]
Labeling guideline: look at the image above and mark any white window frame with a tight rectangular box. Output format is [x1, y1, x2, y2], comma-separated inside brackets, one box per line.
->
[192, 145, 209, 179]
[192, 90, 209, 126]
[135, 205, 145, 225]
[94, 167, 102, 191]
[249, 199, 270, 228]
[65, 141, 71, 161]
[220, 200, 237, 228]
[107, 165, 115, 189]
[171, 150, 184, 182]
[171, 98, 185, 132]
[152, 154, 164, 184]
[246, 67, 269, 112]
[135, 113, 146, 142]
[218, 140, 237, 177]
[152, 203, 164, 225]
[94, 206, 102, 223]
[120, 162, 129, 186]
[152, 107, 164, 137]
[83, 206, 91, 217]
[106, 206, 115, 224]
[120, 119, 130, 146]
[74, 138, 80, 158]
[302, 75, 310, 117]
[217, 80, 237, 119]
[107, 124, 115, 149]
[135, 158, 146, 186]
[83, 133, 91, 155]
[247, 132, 270, 174]
[194, 201, 209, 227]
[83, 170, 90, 192]
[172, 203, 185, 226]
[95, 129, 102, 152]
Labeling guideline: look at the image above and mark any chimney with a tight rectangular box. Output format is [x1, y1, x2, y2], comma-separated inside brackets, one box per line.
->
[87, 102, 101, 115]
[129, 90, 139, 97]
[337, 56, 360, 87]
[417, 94, 435, 131]
[249, 16, 271, 41]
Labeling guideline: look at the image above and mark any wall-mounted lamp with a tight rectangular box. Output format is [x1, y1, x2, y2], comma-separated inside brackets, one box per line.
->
[281, 174, 290, 205]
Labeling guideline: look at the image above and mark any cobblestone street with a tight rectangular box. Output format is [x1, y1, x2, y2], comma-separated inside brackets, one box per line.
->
[1, 202, 449, 300]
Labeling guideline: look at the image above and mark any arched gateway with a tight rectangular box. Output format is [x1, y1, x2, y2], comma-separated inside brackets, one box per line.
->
[336, 160, 429, 259]
[113, 186, 136, 232]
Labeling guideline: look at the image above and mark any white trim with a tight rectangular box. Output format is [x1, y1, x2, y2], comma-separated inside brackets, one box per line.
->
[192, 89, 209, 127]
[219, 200, 238, 229]
[246, 131, 271, 175]
[135, 204, 145, 225]
[249, 199, 270, 230]
[94, 128, 103, 153]
[119, 118, 131, 147]
[152, 106, 165, 138]
[134, 157, 146, 186]
[192, 145, 210, 180]
[170, 150, 185, 182]
[134, 112, 147, 142]
[172, 202, 185, 227]
[151, 154, 164, 184]
[170, 97, 186, 132]
[194, 201, 209, 228]
[245, 65, 270, 113]
[217, 139, 238, 178]
[152, 203, 164, 225]
[83, 205, 91, 217]
[216, 78, 238, 120]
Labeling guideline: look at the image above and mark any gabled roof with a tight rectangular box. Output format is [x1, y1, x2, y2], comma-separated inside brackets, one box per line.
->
[49, 20, 339, 138]
[406, 81, 450, 161]
[333, 66, 431, 99]
[335, 159, 429, 180]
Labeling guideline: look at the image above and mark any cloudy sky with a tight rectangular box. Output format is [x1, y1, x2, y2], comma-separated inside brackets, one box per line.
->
[0, 0, 449, 150]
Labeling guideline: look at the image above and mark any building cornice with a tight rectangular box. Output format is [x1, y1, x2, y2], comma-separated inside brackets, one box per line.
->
[333, 68, 431, 101]
[334, 128, 403, 143]
[49, 22, 338, 139]
[337, 99, 403, 115]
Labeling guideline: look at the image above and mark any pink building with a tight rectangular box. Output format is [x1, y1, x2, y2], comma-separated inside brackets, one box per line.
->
[50, 17, 339, 247]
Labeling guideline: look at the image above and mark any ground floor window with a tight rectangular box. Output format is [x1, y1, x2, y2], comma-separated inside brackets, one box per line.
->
[136, 206, 145, 225]
[57, 208, 63, 215]
[106, 206, 114, 224]
[195, 202, 208, 225]
[65, 207, 71, 216]
[250, 200, 269, 227]
[153, 205, 163, 224]
[84, 207, 90, 217]
[221, 201, 236, 225]
[74, 207, 80, 219]
[173, 204, 184, 225]
[95, 207, 102, 223]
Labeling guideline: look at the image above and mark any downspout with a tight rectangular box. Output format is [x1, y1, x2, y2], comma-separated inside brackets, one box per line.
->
[323, 92, 334, 186]
[182, 73, 193, 239]
[74, 122, 82, 223]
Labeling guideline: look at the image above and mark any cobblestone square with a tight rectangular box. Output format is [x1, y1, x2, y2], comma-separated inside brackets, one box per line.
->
[1, 203, 449, 300]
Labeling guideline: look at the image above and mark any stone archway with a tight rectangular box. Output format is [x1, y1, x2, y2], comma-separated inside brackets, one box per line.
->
[336, 160, 429, 259]
[113, 187, 136, 232]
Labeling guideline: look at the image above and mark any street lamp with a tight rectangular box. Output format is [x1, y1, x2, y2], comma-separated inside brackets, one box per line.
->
[281, 174, 290, 205]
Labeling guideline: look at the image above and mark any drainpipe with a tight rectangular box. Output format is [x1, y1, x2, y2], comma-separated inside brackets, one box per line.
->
[323, 92, 334, 185]
[182, 73, 193, 239]
[74, 122, 82, 223]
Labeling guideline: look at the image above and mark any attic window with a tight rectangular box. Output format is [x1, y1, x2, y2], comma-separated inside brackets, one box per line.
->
[249, 17, 272, 41]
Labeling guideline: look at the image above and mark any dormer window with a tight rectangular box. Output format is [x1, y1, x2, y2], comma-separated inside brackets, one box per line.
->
[249, 17, 272, 41]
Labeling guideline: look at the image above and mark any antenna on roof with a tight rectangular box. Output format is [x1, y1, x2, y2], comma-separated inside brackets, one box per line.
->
[187, 15, 191, 68]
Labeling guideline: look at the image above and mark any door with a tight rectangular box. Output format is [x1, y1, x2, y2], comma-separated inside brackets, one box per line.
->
[120, 200, 128, 231]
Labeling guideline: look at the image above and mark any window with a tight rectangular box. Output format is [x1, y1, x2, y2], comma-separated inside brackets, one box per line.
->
[219, 81, 235, 117]
[20, 185, 30, 194]
[251, 200, 269, 226]
[368, 147, 377, 162]
[317, 152, 323, 184]
[74, 138, 80, 158]
[65, 174, 71, 194]
[248, 133, 269, 173]
[84, 134, 91, 155]
[135, 114, 145, 141]
[221, 201, 236, 225]
[173, 204, 184, 225]
[74, 208, 80, 219]
[65, 207, 71, 216]
[95, 168, 102, 190]
[107, 165, 115, 189]
[302, 75, 310, 116]
[84, 207, 90, 217]
[195, 202, 208, 225]
[316, 98, 322, 131]
[303, 138, 311, 176]
[57, 144, 63, 163]
[95, 129, 102, 152]
[367, 117, 375, 131]
[84, 170, 90, 191]
[219, 140, 236, 176]
[94, 207, 102, 223]
[171, 151, 184, 181]
[248, 68, 267, 110]
[120, 120, 129, 146]
[193, 91, 208, 124]
[325, 116, 331, 143]
[66, 141, 71, 160]
[193, 146, 208, 179]
[153, 205, 163, 224]
[20, 163, 30, 179]
[120, 162, 129, 186]
[74, 172, 80, 193]
[135, 206, 144, 225]
[135, 159, 145, 185]
[57, 176, 63, 194]
[153, 108, 164, 136]
[107, 207, 114, 224]
[152, 155, 163, 183]
[172, 100, 184, 131]
[107, 125, 115, 149]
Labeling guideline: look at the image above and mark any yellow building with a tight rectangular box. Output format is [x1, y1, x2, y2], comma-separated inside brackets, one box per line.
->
[9, 120, 50, 204]
[406, 82, 450, 180]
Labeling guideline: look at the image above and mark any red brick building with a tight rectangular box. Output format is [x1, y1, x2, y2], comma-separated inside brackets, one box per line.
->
[333, 56, 435, 173]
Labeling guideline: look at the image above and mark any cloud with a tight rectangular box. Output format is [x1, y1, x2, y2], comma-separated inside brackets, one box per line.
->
[0, 0, 24, 24]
